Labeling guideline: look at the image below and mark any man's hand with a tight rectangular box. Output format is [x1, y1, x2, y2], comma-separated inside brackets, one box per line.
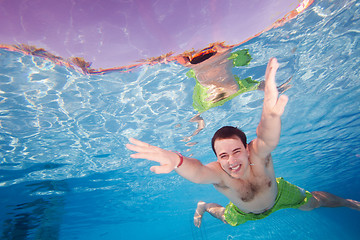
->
[263, 58, 288, 117]
[253, 58, 289, 159]
[126, 138, 180, 174]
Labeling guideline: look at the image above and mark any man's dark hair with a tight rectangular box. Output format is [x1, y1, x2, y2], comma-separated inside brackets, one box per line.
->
[211, 126, 247, 155]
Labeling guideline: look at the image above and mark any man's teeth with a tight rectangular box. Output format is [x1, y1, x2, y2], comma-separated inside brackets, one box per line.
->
[231, 165, 240, 170]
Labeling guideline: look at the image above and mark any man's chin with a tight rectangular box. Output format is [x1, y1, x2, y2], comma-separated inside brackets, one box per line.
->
[229, 172, 242, 179]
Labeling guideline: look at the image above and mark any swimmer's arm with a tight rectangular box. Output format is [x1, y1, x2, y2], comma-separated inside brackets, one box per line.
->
[176, 157, 221, 184]
[126, 138, 221, 184]
[253, 58, 288, 158]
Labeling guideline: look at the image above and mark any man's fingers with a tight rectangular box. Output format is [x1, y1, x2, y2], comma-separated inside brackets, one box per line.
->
[129, 137, 152, 148]
[129, 152, 161, 163]
[150, 165, 172, 174]
[125, 143, 137, 151]
[273, 95, 288, 115]
[264, 58, 279, 102]
[265, 58, 279, 82]
[127, 138, 176, 174]
[126, 143, 152, 153]
[127, 138, 159, 154]
[263, 58, 289, 117]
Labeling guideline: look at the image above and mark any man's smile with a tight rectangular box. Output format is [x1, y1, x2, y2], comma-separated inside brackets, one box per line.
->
[230, 164, 241, 171]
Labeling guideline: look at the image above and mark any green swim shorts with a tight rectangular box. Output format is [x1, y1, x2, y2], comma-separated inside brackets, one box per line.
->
[224, 177, 313, 226]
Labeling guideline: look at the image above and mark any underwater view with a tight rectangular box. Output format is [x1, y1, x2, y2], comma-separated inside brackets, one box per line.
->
[0, 0, 359, 239]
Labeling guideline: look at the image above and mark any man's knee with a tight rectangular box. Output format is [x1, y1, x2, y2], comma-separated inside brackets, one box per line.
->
[298, 191, 321, 211]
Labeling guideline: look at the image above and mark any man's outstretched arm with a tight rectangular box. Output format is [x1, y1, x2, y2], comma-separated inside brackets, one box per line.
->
[252, 58, 289, 158]
[126, 138, 221, 184]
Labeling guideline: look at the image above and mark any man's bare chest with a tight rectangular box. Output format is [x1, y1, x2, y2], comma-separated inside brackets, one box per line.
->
[214, 176, 274, 203]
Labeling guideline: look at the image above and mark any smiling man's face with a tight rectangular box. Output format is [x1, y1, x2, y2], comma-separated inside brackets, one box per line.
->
[214, 136, 250, 179]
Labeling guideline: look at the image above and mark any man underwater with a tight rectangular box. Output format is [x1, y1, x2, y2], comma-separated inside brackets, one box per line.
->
[126, 58, 360, 227]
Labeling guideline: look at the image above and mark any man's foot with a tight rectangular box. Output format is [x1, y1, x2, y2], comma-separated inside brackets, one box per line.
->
[346, 199, 360, 211]
[194, 201, 206, 228]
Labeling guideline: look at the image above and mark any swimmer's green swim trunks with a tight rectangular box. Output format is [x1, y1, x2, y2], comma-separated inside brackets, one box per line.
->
[189, 49, 259, 113]
[224, 177, 313, 226]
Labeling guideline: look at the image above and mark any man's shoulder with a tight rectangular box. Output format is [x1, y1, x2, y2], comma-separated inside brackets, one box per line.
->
[206, 161, 230, 185]
[247, 139, 256, 151]
[206, 161, 222, 171]
[248, 139, 274, 168]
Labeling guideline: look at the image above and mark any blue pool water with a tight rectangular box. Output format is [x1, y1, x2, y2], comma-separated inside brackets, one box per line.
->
[1, 0, 359, 239]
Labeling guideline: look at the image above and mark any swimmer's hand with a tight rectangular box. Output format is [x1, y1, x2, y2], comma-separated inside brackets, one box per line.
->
[263, 58, 288, 117]
[126, 138, 180, 174]
[253, 58, 289, 158]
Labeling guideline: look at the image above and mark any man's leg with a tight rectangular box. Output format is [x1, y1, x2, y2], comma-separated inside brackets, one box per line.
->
[299, 191, 360, 211]
[194, 201, 227, 227]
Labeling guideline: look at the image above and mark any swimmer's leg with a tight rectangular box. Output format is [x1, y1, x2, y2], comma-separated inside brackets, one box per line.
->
[299, 191, 360, 211]
[182, 114, 205, 143]
[189, 114, 205, 138]
[194, 201, 227, 228]
[277, 76, 292, 94]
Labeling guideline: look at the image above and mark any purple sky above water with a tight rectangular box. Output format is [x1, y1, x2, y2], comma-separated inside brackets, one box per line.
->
[0, 0, 302, 69]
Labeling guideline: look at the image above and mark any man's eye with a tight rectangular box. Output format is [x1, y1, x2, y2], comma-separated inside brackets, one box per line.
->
[220, 155, 228, 160]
